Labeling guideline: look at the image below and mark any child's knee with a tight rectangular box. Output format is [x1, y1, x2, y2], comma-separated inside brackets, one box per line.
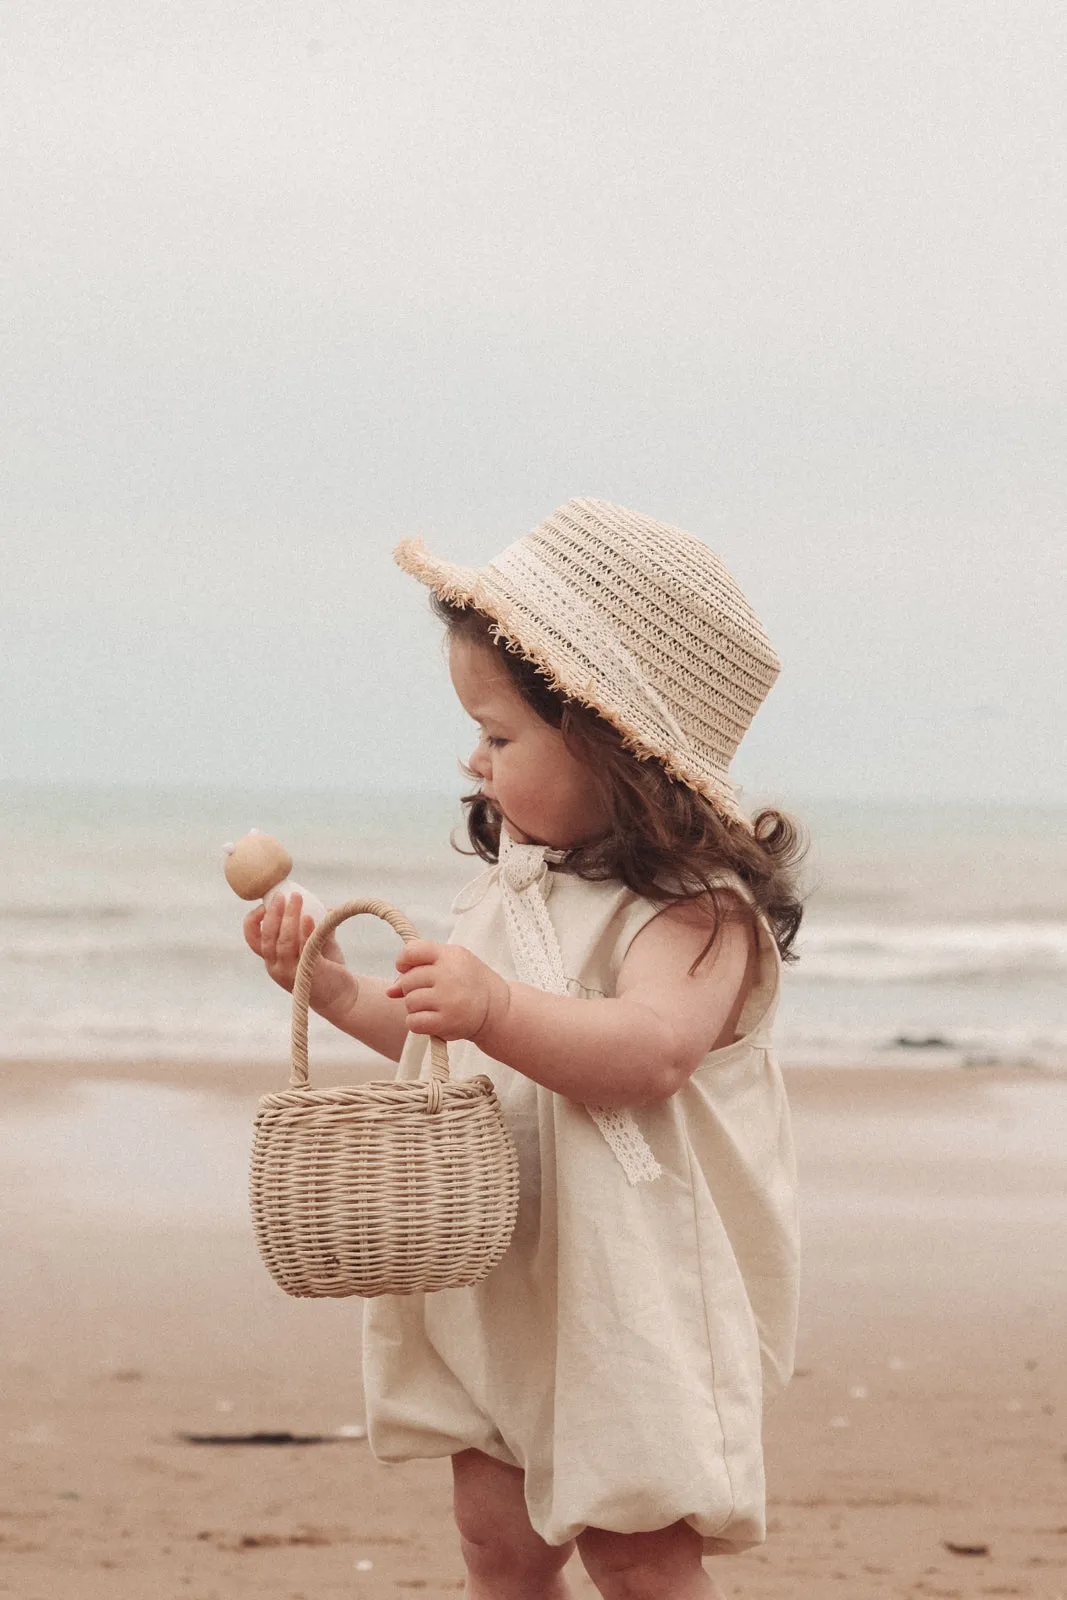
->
[451, 1449, 573, 1582]
[578, 1522, 706, 1600]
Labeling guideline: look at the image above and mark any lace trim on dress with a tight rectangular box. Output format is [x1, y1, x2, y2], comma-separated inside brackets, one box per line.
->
[497, 829, 662, 1185]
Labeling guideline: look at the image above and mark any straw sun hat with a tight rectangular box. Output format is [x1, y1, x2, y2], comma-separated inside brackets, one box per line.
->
[394, 497, 781, 829]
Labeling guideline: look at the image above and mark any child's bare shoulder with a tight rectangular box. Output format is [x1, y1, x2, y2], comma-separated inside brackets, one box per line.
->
[617, 893, 759, 1067]
[622, 889, 755, 971]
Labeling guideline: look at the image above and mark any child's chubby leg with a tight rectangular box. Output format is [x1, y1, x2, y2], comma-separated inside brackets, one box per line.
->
[451, 1449, 575, 1600]
[576, 1522, 726, 1600]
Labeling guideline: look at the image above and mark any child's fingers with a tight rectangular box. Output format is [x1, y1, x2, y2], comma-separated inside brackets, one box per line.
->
[242, 906, 266, 955]
[277, 892, 304, 953]
[385, 977, 423, 999]
[259, 895, 283, 956]
[259, 903, 278, 960]
[262, 894, 299, 966]
[395, 939, 439, 973]
[404, 1010, 445, 1036]
[387, 969, 435, 999]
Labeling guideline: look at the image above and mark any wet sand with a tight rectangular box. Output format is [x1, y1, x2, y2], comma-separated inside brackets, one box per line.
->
[2, 1060, 1067, 1598]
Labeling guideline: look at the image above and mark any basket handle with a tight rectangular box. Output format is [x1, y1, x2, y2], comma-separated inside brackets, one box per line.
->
[289, 897, 450, 1095]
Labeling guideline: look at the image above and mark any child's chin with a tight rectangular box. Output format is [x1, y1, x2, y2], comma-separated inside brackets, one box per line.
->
[501, 817, 548, 847]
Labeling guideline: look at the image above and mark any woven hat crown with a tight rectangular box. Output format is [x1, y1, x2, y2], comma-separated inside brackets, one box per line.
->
[395, 497, 781, 825]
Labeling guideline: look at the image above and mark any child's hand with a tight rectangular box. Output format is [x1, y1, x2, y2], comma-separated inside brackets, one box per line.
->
[386, 942, 510, 1043]
[243, 892, 352, 1015]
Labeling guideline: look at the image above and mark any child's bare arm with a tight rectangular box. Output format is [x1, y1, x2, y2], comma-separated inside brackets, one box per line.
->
[388, 898, 755, 1107]
[245, 892, 409, 1063]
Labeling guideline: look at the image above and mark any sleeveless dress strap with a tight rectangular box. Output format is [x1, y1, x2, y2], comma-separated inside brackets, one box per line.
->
[700, 869, 757, 905]
[497, 829, 663, 1185]
[704, 872, 782, 1048]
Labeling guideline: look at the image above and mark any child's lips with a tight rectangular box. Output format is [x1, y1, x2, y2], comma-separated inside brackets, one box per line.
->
[481, 793, 522, 836]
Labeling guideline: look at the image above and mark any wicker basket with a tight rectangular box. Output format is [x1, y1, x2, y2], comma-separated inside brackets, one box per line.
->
[249, 898, 520, 1298]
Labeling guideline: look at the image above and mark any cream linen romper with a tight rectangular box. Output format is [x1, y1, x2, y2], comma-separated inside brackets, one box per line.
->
[361, 851, 799, 1553]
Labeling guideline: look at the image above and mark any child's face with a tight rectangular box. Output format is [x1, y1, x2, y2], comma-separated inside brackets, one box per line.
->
[449, 635, 610, 849]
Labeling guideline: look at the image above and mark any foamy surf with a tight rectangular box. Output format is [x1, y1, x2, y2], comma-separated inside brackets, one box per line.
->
[2, 785, 1064, 1071]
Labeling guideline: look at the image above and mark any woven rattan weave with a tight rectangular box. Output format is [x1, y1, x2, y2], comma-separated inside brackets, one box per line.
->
[249, 898, 520, 1299]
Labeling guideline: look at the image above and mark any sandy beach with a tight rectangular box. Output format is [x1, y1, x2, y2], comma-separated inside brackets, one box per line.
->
[3, 1060, 1066, 1599]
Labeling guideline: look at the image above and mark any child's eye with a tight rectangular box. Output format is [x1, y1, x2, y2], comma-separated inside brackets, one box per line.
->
[484, 735, 509, 749]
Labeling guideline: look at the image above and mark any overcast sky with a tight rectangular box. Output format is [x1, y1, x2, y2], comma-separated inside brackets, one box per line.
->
[3, 2, 1065, 808]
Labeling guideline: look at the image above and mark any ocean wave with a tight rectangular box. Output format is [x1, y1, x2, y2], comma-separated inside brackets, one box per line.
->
[0, 933, 258, 964]
[0, 904, 137, 923]
[0, 903, 458, 963]
[5, 904, 1067, 992]
[3, 1004, 1065, 1073]
[795, 921, 1067, 983]
[0, 1006, 370, 1064]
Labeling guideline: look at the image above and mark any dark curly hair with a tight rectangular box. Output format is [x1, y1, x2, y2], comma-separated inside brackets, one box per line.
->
[433, 594, 810, 974]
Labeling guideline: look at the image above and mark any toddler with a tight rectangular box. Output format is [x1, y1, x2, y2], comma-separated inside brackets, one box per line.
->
[246, 498, 807, 1599]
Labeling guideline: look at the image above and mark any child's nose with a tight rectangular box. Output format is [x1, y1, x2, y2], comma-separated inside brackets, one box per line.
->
[469, 743, 491, 779]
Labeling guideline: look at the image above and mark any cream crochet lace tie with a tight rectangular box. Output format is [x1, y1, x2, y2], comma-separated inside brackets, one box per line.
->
[497, 829, 662, 1185]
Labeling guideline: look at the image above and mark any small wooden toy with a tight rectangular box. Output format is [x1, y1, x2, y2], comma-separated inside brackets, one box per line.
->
[222, 829, 328, 925]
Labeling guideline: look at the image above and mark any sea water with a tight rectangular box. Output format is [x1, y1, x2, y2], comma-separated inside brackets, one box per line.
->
[1, 784, 1064, 1072]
